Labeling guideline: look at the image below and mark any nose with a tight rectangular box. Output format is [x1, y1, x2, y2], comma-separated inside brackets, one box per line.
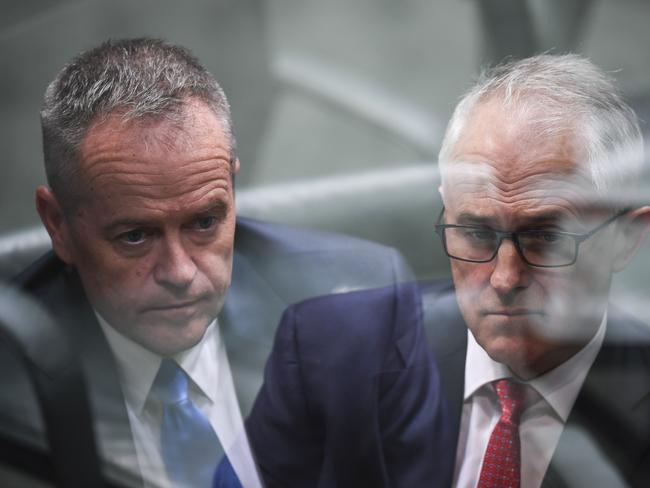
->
[489, 238, 532, 296]
[153, 235, 197, 290]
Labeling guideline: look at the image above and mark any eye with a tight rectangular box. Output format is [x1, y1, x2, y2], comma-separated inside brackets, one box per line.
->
[463, 228, 496, 241]
[528, 231, 565, 243]
[541, 232, 562, 242]
[118, 228, 148, 245]
[193, 216, 218, 231]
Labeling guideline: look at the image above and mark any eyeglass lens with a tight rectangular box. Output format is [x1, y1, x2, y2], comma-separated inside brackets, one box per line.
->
[443, 228, 576, 266]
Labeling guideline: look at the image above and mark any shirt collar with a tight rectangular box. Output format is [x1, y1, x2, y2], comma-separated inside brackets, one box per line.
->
[464, 312, 607, 421]
[96, 312, 221, 415]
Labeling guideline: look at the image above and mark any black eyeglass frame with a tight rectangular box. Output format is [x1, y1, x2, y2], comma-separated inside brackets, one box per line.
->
[434, 206, 630, 268]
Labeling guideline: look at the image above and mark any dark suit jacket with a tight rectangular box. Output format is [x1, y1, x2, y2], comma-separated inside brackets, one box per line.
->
[246, 282, 454, 488]
[221, 218, 413, 415]
[7, 217, 413, 486]
[422, 279, 650, 488]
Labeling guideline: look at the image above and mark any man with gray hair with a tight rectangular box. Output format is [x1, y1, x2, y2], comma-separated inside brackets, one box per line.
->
[19, 37, 257, 488]
[427, 54, 650, 487]
[11, 37, 442, 488]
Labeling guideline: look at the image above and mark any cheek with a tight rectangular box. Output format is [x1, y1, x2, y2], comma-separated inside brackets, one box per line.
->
[205, 252, 233, 287]
[195, 241, 234, 290]
[531, 268, 608, 344]
[451, 262, 492, 339]
[74, 242, 151, 307]
[91, 260, 149, 306]
[562, 264, 611, 318]
[541, 247, 611, 303]
[451, 262, 490, 310]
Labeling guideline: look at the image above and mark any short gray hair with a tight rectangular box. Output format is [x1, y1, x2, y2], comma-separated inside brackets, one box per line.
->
[41, 38, 236, 213]
[438, 54, 643, 198]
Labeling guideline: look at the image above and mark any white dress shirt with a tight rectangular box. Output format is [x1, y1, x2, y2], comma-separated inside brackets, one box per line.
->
[453, 313, 607, 488]
[97, 314, 262, 488]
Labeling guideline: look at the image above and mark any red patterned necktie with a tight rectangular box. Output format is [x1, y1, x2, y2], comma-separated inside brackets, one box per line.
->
[477, 379, 526, 488]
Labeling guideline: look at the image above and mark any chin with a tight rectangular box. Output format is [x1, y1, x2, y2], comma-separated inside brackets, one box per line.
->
[479, 333, 534, 369]
[484, 340, 520, 365]
[137, 316, 213, 356]
[488, 338, 557, 378]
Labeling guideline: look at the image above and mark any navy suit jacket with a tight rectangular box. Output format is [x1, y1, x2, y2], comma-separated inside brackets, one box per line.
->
[7, 217, 413, 485]
[422, 279, 650, 488]
[247, 282, 455, 488]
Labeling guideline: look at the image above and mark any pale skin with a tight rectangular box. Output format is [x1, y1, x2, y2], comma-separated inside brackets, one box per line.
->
[37, 99, 240, 356]
[441, 98, 650, 379]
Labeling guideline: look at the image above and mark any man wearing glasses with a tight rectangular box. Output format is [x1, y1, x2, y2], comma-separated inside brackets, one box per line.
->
[429, 54, 650, 487]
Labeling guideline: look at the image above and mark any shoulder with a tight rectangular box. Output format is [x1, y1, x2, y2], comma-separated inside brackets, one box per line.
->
[417, 278, 462, 331]
[234, 217, 413, 300]
[11, 251, 88, 323]
[274, 282, 424, 372]
[607, 306, 650, 345]
[418, 277, 455, 298]
[12, 251, 68, 298]
[236, 216, 402, 255]
[597, 305, 650, 378]
[290, 280, 420, 318]
[236, 217, 410, 274]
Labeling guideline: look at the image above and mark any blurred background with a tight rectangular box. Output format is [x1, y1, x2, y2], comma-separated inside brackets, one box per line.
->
[2, 0, 650, 282]
[2, 2, 650, 486]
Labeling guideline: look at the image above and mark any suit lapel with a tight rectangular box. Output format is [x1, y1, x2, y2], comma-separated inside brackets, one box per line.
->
[543, 308, 650, 487]
[420, 281, 468, 449]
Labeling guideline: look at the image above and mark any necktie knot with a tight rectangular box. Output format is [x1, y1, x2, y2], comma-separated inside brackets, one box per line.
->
[495, 378, 526, 423]
[152, 358, 189, 406]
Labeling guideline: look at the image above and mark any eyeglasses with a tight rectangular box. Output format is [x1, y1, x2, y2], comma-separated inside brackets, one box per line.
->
[434, 207, 629, 268]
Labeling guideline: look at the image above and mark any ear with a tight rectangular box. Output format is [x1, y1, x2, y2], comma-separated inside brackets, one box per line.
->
[35, 186, 75, 264]
[233, 158, 241, 174]
[612, 206, 650, 272]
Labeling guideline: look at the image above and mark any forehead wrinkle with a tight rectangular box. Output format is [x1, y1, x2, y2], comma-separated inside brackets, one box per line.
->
[160, 159, 231, 180]
[98, 187, 231, 223]
[109, 190, 228, 216]
[80, 118, 231, 180]
[445, 162, 586, 199]
[447, 176, 591, 215]
[95, 178, 230, 202]
[485, 176, 584, 202]
[490, 162, 576, 185]
[178, 186, 231, 209]
[81, 138, 230, 168]
[452, 184, 589, 207]
[450, 152, 577, 182]
[446, 172, 579, 195]
[453, 196, 585, 225]
[83, 155, 231, 189]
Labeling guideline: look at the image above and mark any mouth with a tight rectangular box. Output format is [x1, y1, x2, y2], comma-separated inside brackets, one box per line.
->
[144, 298, 204, 312]
[484, 309, 545, 317]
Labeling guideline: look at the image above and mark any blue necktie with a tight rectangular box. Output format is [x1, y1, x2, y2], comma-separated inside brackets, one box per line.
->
[152, 358, 242, 488]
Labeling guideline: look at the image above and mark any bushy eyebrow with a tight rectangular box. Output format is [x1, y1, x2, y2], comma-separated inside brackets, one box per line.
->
[102, 199, 230, 234]
[455, 211, 573, 229]
[103, 218, 155, 233]
[196, 200, 229, 220]
[455, 213, 495, 226]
